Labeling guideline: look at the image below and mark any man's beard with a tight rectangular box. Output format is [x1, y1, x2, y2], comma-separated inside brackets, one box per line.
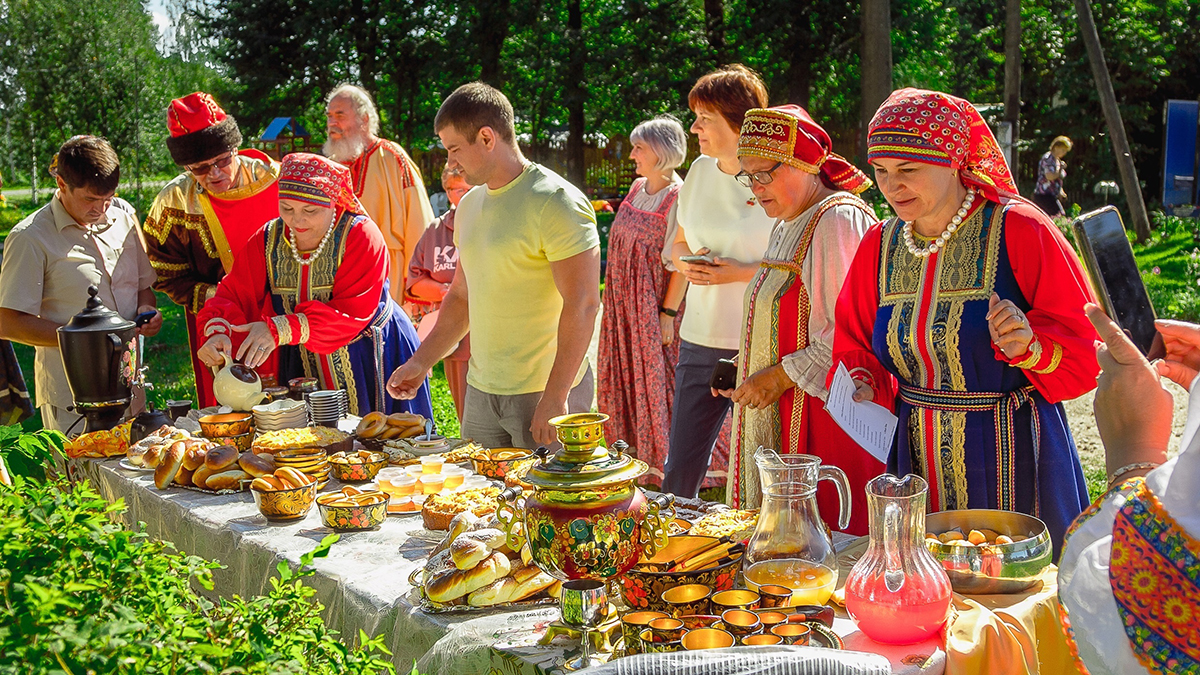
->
[323, 133, 368, 163]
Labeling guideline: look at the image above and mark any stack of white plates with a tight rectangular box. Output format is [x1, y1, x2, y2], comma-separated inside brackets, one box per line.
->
[251, 398, 308, 431]
[308, 389, 347, 426]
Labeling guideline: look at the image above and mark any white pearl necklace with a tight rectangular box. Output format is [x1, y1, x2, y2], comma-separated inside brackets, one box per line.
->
[286, 219, 335, 266]
[902, 187, 977, 258]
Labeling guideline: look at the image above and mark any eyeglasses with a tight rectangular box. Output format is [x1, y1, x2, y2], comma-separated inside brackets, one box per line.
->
[734, 161, 784, 188]
[186, 151, 237, 177]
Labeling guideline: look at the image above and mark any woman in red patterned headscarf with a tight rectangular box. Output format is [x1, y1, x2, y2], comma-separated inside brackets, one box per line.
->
[831, 89, 1099, 555]
[196, 153, 432, 419]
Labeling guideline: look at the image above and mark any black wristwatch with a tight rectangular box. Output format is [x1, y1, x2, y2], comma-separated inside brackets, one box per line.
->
[659, 306, 678, 317]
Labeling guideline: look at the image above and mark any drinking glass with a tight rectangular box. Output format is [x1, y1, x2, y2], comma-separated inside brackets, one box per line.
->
[559, 579, 607, 670]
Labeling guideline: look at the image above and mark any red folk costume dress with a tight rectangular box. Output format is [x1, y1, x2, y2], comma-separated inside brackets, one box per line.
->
[196, 154, 433, 419]
[726, 106, 877, 534]
[344, 139, 434, 307]
[832, 89, 1097, 551]
[597, 176, 682, 486]
[143, 92, 280, 408]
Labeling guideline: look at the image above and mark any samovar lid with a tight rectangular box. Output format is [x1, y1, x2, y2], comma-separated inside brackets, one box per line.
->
[526, 413, 648, 489]
[60, 285, 134, 333]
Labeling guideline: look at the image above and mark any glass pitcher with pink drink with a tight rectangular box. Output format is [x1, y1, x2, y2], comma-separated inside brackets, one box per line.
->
[742, 448, 851, 607]
[844, 473, 952, 644]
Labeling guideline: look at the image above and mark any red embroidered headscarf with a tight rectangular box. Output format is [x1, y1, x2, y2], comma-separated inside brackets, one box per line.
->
[738, 105, 872, 195]
[278, 153, 365, 216]
[867, 88, 1018, 202]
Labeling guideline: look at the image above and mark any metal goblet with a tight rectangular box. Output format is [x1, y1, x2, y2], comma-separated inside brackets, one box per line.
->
[559, 579, 608, 671]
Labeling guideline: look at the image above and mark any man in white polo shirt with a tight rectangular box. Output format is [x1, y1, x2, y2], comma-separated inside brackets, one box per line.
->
[0, 136, 161, 434]
[388, 82, 600, 448]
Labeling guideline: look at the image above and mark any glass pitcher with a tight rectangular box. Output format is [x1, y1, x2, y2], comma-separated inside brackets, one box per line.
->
[843, 473, 952, 644]
[743, 448, 851, 607]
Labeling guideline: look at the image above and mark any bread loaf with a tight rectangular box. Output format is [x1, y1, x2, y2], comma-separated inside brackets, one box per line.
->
[426, 551, 511, 603]
[238, 451, 276, 477]
[511, 570, 556, 601]
[205, 445, 239, 471]
[181, 446, 206, 471]
[510, 561, 541, 584]
[192, 464, 215, 490]
[154, 442, 185, 489]
[206, 469, 251, 491]
[468, 576, 520, 607]
[275, 466, 311, 488]
[520, 544, 533, 566]
[142, 442, 166, 469]
[450, 537, 491, 570]
[174, 466, 195, 487]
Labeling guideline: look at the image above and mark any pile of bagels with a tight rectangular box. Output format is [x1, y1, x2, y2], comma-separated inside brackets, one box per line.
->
[355, 412, 428, 441]
[421, 511, 559, 608]
[249, 466, 317, 492]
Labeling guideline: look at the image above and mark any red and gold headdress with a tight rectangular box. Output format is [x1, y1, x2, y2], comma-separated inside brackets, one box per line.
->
[867, 88, 1018, 202]
[278, 153, 365, 216]
[738, 105, 872, 195]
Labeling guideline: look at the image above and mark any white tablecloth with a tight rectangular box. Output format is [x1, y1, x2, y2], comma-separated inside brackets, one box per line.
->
[72, 458, 945, 674]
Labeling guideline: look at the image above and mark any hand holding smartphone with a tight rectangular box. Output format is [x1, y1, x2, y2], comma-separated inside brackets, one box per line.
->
[680, 253, 716, 265]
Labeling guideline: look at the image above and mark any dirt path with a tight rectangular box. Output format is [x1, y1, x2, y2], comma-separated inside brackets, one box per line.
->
[1063, 379, 1189, 481]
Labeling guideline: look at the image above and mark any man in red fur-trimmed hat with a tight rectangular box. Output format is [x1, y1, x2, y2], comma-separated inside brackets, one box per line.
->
[143, 92, 281, 408]
[324, 84, 434, 310]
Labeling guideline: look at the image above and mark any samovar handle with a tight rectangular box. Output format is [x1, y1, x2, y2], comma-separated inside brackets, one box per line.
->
[495, 486, 527, 551]
[638, 493, 675, 559]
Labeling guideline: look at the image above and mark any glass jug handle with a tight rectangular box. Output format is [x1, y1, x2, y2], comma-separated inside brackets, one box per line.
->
[883, 502, 905, 592]
[817, 465, 852, 531]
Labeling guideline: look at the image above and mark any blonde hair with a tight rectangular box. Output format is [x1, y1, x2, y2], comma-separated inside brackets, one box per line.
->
[1050, 135, 1073, 151]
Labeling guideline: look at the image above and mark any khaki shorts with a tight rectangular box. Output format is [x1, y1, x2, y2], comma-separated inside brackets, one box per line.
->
[461, 367, 594, 449]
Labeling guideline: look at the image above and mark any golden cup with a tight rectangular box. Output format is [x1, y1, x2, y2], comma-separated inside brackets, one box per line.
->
[711, 589, 761, 613]
[621, 611, 667, 655]
[681, 627, 736, 651]
[639, 628, 681, 653]
[756, 610, 788, 632]
[757, 584, 793, 608]
[661, 583, 712, 617]
[648, 617, 685, 644]
[721, 609, 762, 642]
[771, 622, 811, 646]
[742, 633, 783, 646]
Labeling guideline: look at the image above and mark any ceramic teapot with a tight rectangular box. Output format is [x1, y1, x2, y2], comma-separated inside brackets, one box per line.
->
[211, 353, 268, 410]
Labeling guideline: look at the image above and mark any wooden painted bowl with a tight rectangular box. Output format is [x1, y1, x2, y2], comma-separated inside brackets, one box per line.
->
[617, 535, 743, 612]
[199, 412, 253, 438]
[251, 481, 316, 521]
[317, 495, 389, 530]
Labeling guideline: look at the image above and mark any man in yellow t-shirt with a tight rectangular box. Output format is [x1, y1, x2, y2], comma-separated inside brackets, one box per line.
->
[388, 82, 600, 448]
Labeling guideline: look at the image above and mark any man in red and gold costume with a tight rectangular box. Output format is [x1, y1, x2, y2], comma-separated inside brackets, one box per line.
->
[143, 92, 281, 408]
[324, 84, 434, 307]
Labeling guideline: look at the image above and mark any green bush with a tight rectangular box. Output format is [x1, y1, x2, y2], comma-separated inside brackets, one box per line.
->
[0, 474, 397, 674]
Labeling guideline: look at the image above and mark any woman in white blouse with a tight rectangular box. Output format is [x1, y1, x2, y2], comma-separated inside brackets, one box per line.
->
[660, 65, 774, 499]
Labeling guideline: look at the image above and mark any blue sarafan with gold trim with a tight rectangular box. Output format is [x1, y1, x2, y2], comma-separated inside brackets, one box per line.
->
[833, 196, 1100, 555]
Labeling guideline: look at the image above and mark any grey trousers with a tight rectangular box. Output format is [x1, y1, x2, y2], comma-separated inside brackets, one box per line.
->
[461, 366, 595, 449]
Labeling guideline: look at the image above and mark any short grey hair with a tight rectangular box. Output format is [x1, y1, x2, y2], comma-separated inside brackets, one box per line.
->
[326, 83, 380, 136]
[630, 115, 687, 172]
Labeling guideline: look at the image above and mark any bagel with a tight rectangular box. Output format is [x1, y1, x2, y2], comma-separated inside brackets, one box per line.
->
[205, 445, 239, 472]
[379, 426, 403, 440]
[154, 442, 186, 490]
[356, 412, 389, 438]
[386, 412, 423, 428]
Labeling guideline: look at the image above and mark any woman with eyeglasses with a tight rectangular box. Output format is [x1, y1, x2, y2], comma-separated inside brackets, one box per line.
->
[659, 65, 775, 499]
[721, 106, 877, 529]
[143, 92, 281, 408]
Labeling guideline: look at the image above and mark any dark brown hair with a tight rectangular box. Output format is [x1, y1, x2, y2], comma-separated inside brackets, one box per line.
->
[56, 136, 120, 193]
[688, 64, 769, 133]
[434, 82, 516, 145]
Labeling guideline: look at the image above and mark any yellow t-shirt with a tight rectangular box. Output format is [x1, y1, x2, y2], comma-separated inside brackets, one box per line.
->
[454, 163, 599, 395]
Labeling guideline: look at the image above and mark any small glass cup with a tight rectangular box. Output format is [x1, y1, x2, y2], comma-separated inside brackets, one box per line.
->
[419, 474, 446, 494]
[460, 475, 490, 491]
[404, 464, 426, 477]
[421, 455, 445, 474]
[390, 474, 418, 496]
[410, 493, 428, 507]
[443, 466, 468, 490]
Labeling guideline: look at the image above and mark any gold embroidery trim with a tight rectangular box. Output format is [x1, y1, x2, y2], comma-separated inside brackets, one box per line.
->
[1012, 336, 1043, 370]
[150, 259, 190, 273]
[297, 313, 311, 344]
[192, 284, 210, 314]
[197, 192, 235, 273]
[272, 315, 293, 346]
[1034, 341, 1064, 374]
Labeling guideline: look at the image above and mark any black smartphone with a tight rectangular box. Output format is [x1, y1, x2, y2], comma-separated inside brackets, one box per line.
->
[1072, 207, 1165, 360]
[709, 358, 738, 391]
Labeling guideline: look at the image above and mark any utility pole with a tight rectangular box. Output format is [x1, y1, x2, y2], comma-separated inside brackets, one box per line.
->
[1003, 0, 1021, 178]
[1073, 0, 1152, 241]
[860, 0, 893, 162]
